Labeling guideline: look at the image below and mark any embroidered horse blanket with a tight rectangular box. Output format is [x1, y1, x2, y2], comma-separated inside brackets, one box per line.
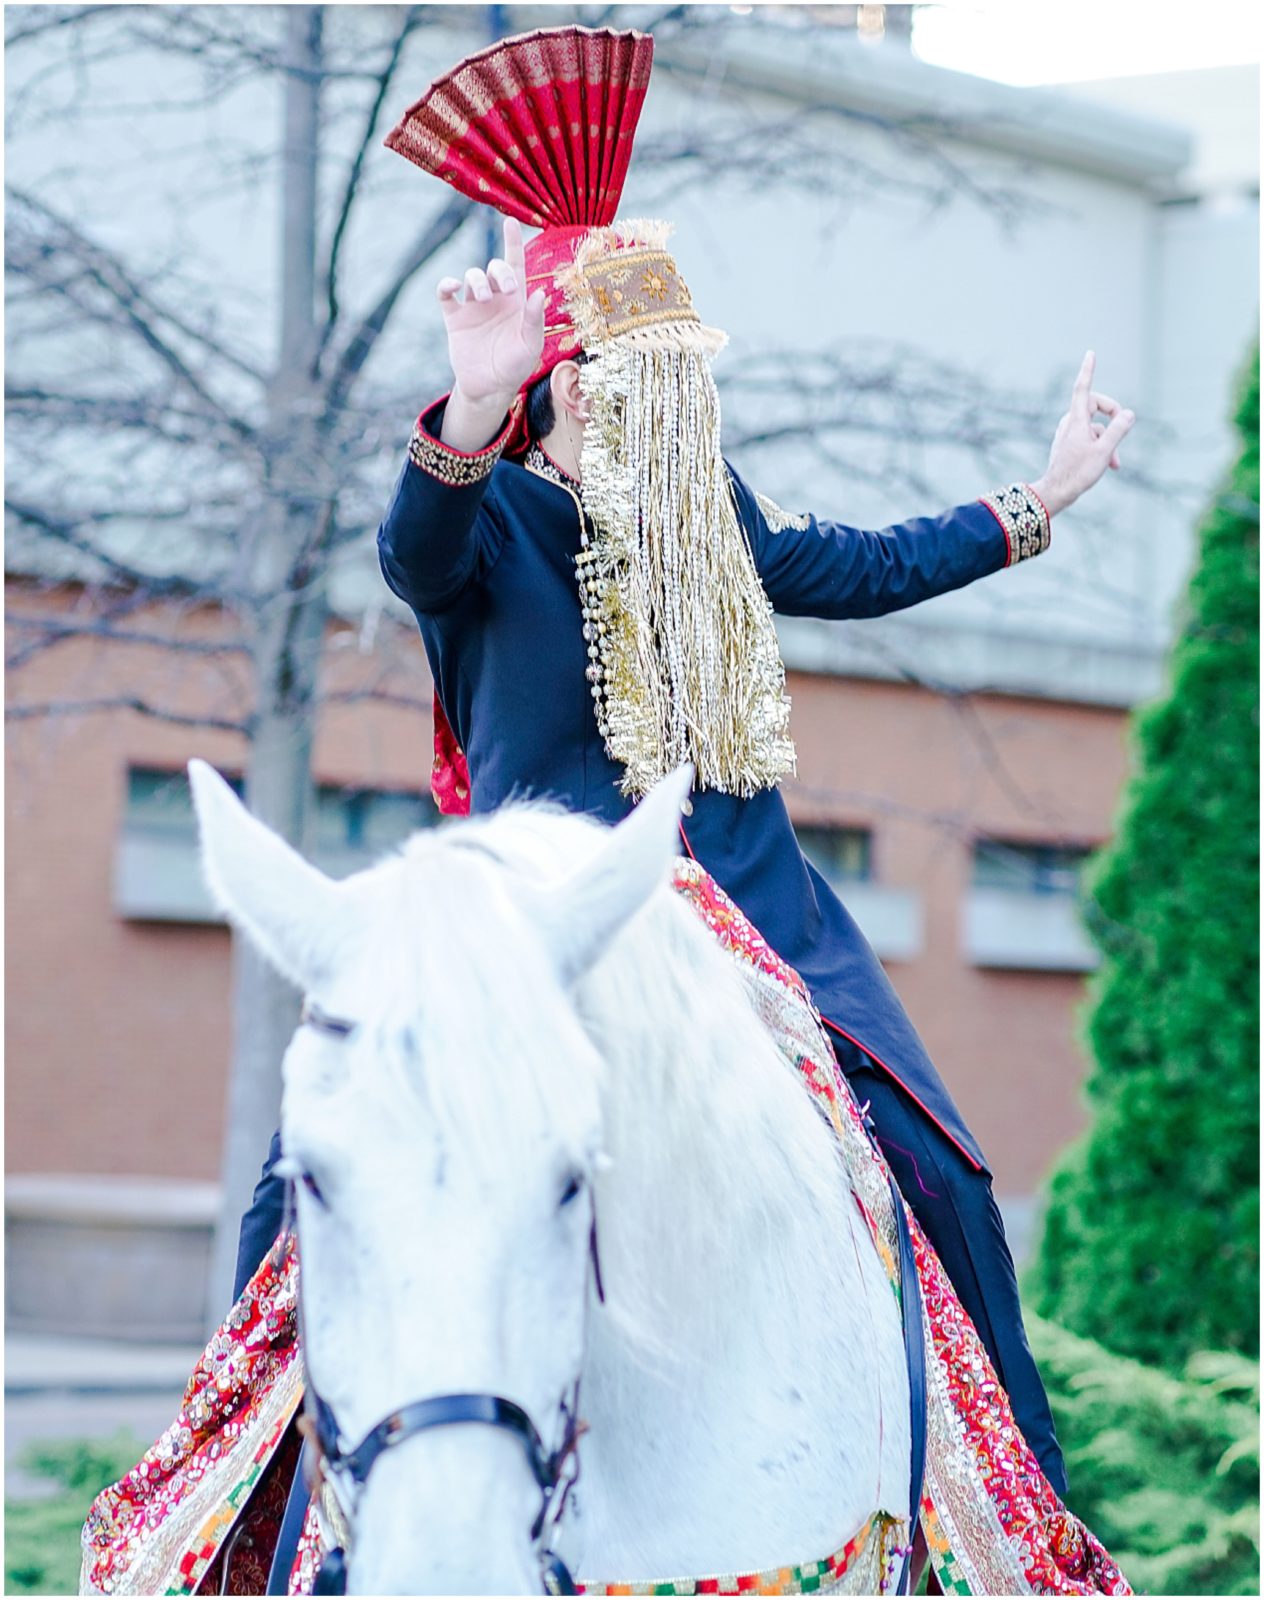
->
[80, 862, 1130, 1598]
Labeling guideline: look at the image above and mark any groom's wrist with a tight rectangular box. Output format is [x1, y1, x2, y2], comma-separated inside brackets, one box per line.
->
[1029, 476, 1070, 519]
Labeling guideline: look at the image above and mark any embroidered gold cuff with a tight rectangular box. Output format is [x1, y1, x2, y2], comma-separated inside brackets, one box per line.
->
[407, 415, 506, 487]
[980, 483, 1051, 566]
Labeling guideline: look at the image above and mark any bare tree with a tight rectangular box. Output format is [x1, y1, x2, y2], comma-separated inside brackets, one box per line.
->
[5, 2, 1144, 1314]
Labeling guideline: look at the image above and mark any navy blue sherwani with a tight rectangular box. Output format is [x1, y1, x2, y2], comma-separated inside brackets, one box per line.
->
[380, 399, 1017, 1169]
[235, 401, 1067, 1509]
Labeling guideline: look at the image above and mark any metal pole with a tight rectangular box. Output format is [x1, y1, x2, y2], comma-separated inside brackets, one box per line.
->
[484, 3, 507, 262]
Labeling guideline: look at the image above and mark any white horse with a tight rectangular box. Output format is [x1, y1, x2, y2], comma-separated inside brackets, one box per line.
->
[190, 759, 910, 1596]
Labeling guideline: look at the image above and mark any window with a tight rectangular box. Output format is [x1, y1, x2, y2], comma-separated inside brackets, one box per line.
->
[126, 766, 242, 835]
[795, 823, 923, 959]
[310, 785, 438, 867]
[972, 839, 1091, 897]
[796, 825, 872, 887]
[965, 838, 1099, 971]
[116, 767, 437, 921]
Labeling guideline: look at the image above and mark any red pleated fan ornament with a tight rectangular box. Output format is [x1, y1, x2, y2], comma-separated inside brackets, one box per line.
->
[385, 26, 655, 400]
[386, 26, 656, 817]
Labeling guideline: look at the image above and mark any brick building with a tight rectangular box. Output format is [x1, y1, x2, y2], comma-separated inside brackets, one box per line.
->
[7, 575, 1134, 1324]
[5, 15, 1256, 1338]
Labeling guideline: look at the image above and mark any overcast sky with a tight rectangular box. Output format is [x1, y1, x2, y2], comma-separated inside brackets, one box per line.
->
[910, 0, 1261, 85]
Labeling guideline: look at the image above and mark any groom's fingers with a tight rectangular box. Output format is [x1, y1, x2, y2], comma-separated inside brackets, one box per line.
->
[487, 258, 518, 295]
[504, 215, 526, 278]
[1072, 350, 1095, 417]
[463, 266, 491, 303]
[1099, 405, 1136, 454]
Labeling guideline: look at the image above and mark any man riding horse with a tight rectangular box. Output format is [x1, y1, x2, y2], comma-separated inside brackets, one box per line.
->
[236, 16, 1134, 1549]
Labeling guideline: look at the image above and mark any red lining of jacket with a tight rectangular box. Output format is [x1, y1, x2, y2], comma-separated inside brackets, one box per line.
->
[678, 818, 982, 1173]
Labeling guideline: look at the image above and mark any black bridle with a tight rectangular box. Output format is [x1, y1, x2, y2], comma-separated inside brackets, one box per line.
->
[271, 1000, 602, 1597]
[297, 1374, 588, 1596]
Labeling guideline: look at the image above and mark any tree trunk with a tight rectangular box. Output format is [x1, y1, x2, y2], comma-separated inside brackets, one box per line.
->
[207, 4, 329, 1319]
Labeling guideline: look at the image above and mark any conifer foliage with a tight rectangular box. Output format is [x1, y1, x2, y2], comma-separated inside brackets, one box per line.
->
[1027, 1316, 1259, 1595]
[1031, 342, 1260, 1371]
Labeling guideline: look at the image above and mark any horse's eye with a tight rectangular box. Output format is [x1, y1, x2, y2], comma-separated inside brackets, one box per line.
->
[559, 1173, 584, 1208]
[301, 1171, 329, 1209]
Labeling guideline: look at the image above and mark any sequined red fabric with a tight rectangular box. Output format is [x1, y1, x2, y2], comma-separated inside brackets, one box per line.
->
[911, 1220, 1128, 1595]
[431, 691, 471, 814]
[80, 1235, 302, 1595]
[200, 1426, 303, 1595]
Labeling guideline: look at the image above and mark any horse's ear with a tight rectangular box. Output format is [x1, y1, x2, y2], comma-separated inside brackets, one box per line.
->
[534, 764, 694, 988]
[187, 759, 349, 992]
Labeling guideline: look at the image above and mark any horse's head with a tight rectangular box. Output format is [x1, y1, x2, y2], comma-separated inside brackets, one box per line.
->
[188, 759, 691, 1594]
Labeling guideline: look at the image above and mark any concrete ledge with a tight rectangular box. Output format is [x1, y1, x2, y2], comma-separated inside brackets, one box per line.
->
[963, 889, 1100, 972]
[6, 1174, 220, 1224]
[113, 832, 223, 923]
[655, 23, 1194, 190]
[114, 828, 405, 923]
[5, 1332, 204, 1395]
[835, 882, 924, 963]
[6, 1175, 220, 1344]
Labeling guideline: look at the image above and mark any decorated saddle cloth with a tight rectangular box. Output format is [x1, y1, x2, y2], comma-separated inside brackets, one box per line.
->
[81, 861, 1131, 1598]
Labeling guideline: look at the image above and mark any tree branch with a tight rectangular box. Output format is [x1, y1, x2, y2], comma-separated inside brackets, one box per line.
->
[321, 5, 423, 347]
[5, 384, 240, 447]
[6, 696, 251, 734]
[323, 194, 474, 416]
[6, 611, 251, 671]
[4, 5, 117, 48]
[321, 686, 432, 715]
[5, 497, 229, 600]
[6, 186, 261, 436]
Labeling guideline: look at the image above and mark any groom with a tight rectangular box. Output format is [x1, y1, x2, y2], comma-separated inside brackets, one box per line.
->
[238, 24, 1135, 1514]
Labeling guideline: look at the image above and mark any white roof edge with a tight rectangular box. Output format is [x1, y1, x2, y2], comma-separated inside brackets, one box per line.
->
[654, 28, 1196, 189]
[776, 614, 1166, 710]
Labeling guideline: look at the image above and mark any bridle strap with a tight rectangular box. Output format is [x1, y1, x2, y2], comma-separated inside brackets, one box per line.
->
[282, 1176, 588, 1595]
[320, 1391, 559, 1491]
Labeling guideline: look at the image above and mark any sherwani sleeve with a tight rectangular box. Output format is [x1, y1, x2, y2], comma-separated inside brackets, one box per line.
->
[727, 463, 1052, 621]
[377, 394, 513, 613]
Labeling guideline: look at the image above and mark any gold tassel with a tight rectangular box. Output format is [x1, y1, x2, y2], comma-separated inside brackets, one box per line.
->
[577, 334, 796, 799]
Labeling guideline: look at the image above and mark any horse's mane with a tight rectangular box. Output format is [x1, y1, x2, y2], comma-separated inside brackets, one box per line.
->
[362, 801, 854, 1368]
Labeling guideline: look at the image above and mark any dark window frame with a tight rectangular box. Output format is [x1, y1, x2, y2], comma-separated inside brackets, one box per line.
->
[971, 836, 1095, 897]
[123, 765, 437, 854]
[794, 822, 874, 886]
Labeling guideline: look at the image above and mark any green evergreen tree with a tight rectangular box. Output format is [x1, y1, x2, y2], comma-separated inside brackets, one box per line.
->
[1031, 341, 1260, 1371]
[1027, 1316, 1259, 1596]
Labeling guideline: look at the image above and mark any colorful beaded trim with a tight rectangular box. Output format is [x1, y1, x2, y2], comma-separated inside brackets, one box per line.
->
[577, 1509, 905, 1596]
[408, 418, 505, 486]
[979, 483, 1050, 565]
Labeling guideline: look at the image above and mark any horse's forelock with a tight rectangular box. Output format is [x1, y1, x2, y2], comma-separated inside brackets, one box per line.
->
[340, 810, 606, 1177]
